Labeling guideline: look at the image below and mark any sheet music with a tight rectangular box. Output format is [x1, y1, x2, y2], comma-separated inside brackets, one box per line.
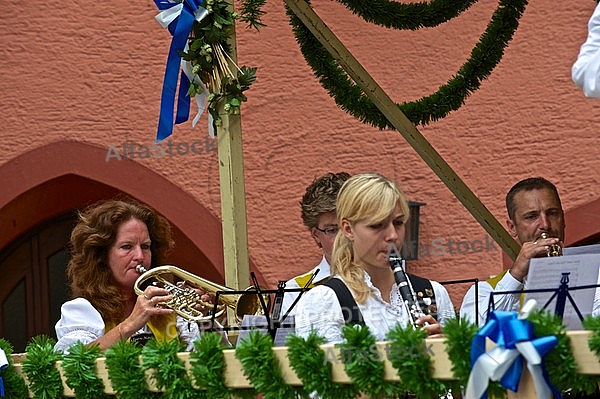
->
[236, 315, 296, 346]
[525, 253, 600, 330]
[563, 243, 600, 256]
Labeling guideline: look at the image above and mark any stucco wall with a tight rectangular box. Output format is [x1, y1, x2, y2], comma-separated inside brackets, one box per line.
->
[1, 0, 600, 306]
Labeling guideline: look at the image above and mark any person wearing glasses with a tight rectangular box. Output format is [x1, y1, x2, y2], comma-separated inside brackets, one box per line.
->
[279, 172, 351, 317]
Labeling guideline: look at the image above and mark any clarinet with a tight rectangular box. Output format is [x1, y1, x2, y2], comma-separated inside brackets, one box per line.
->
[389, 256, 426, 326]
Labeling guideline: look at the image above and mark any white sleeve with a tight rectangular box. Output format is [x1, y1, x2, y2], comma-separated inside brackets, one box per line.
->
[280, 278, 301, 318]
[294, 285, 346, 344]
[430, 281, 455, 326]
[176, 316, 201, 351]
[459, 272, 523, 326]
[54, 298, 105, 353]
[573, 4, 600, 97]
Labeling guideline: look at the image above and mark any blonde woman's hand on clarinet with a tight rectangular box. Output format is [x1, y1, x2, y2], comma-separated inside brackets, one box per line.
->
[416, 315, 443, 337]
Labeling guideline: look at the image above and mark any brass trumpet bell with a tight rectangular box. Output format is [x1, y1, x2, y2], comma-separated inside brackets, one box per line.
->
[134, 265, 269, 323]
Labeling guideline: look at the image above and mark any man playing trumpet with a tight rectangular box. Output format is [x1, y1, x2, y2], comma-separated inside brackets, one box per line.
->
[460, 177, 573, 325]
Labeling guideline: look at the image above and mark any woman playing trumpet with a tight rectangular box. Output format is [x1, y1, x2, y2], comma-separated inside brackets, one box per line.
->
[294, 173, 454, 343]
[54, 198, 209, 353]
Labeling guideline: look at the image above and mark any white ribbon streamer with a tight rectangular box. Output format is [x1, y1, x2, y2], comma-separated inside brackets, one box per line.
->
[156, 3, 212, 135]
[465, 300, 553, 399]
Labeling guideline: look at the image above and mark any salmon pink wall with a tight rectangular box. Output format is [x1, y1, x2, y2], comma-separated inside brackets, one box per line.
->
[2, 0, 600, 307]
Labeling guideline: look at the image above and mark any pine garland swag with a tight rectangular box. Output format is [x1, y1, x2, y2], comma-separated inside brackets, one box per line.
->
[286, 0, 528, 130]
[21, 335, 65, 399]
[340, 324, 406, 398]
[529, 311, 598, 396]
[286, 331, 359, 399]
[190, 332, 256, 399]
[105, 340, 161, 399]
[442, 317, 505, 398]
[235, 330, 305, 399]
[61, 342, 109, 399]
[0, 339, 28, 399]
[386, 324, 448, 398]
[336, 0, 481, 30]
[140, 338, 199, 399]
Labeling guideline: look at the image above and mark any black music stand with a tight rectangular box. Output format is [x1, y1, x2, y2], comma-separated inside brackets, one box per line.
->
[486, 279, 600, 327]
[205, 270, 319, 343]
[440, 277, 479, 325]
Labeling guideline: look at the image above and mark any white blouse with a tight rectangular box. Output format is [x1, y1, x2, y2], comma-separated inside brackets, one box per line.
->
[294, 274, 454, 343]
[54, 297, 200, 353]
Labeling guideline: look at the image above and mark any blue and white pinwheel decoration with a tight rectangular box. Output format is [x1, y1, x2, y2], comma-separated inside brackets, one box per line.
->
[465, 300, 561, 399]
[154, 0, 210, 141]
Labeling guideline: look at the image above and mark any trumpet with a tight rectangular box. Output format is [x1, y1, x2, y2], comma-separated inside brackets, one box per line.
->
[540, 232, 562, 257]
[134, 264, 269, 323]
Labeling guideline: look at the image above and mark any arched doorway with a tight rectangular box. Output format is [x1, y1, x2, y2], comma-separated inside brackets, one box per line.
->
[0, 214, 74, 352]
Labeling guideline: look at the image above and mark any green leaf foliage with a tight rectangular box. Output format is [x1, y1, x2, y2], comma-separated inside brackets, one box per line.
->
[286, 0, 528, 129]
[141, 339, 198, 399]
[235, 330, 304, 399]
[386, 324, 447, 398]
[0, 339, 28, 399]
[286, 331, 359, 399]
[21, 336, 64, 399]
[61, 342, 109, 399]
[530, 310, 598, 396]
[340, 324, 404, 398]
[105, 339, 161, 399]
[190, 332, 255, 399]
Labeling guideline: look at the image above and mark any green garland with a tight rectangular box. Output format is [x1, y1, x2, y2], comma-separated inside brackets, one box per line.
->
[0, 339, 28, 399]
[443, 317, 505, 398]
[6, 312, 600, 397]
[340, 324, 405, 398]
[584, 314, 600, 355]
[286, 0, 528, 129]
[141, 338, 199, 399]
[386, 324, 448, 398]
[286, 331, 359, 398]
[336, 0, 480, 30]
[21, 336, 64, 399]
[529, 311, 598, 396]
[61, 342, 109, 399]
[240, 0, 268, 30]
[235, 330, 305, 399]
[190, 332, 255, 399]
[105, 340, 160, 399]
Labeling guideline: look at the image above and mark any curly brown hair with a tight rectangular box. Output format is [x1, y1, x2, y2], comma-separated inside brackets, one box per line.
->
[67, 198, 174, 325]
[300, 172, 351, 229]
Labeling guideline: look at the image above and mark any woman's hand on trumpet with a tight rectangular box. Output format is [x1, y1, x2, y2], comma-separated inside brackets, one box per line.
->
[121, 286, 174, 335]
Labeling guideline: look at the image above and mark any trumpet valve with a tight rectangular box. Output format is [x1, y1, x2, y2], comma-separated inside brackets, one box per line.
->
[540, 232, 562, 257]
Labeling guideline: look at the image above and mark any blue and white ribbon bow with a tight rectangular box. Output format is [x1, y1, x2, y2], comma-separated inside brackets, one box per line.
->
[154, 0, 210, 141]
[465, 300, 561, 399]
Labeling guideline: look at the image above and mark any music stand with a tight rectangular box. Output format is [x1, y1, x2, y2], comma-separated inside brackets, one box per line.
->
[440, 278, 479, 325]
[206, 269, 320, 345]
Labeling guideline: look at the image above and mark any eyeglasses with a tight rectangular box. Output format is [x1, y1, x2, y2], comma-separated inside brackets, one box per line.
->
[315, 226, 339, 236]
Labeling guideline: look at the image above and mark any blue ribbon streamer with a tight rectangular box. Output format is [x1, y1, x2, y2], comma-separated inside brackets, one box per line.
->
[469, 310, 561, 399]
[154, 0, 206, 141]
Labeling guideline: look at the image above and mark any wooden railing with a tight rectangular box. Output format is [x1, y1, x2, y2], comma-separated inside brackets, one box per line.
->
[8, 330, 600, 398]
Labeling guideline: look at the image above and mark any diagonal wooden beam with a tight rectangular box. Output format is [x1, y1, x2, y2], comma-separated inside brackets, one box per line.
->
[284, 0, 520, 260]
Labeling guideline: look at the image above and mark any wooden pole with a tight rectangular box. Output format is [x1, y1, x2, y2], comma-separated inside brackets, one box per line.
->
[217, 7, 250, 297]
[284, 0, 520, 260]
